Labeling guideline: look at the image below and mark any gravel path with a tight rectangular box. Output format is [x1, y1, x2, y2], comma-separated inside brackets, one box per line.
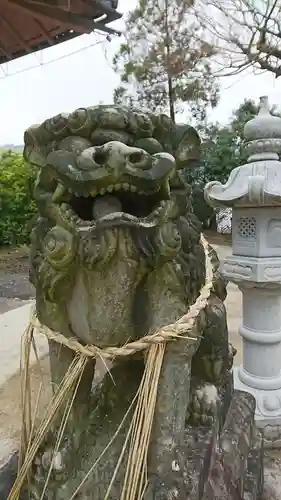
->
[0, 253, 34, 314]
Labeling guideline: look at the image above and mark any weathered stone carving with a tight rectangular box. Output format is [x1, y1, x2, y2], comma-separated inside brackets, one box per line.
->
[3, 105, 262, 499]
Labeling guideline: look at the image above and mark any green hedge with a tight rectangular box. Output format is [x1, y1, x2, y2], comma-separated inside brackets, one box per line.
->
[0, 151, 37, 246]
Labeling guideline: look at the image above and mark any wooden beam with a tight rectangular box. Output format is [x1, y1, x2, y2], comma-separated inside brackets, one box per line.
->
[16, 1, 69, 6]
[83, 0, 121, 21]
[1, 14, 32, 52]
[0, 41, 12, 60]
[8, 0, 120, 35]
[13, 0, 120, 18]
[33, 18, 55, 45]
[8, 0, 87, 33]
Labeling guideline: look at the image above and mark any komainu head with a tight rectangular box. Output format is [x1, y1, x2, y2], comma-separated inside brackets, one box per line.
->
[24, 105, 200, 233]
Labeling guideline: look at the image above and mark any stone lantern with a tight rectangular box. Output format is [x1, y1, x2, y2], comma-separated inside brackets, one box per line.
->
[205, 96, 281, 446]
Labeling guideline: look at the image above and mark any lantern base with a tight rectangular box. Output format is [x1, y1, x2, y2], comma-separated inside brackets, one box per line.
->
[233, 366, 281, 448]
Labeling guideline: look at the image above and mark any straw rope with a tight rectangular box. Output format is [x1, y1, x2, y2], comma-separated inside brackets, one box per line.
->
[30, 234, 214, 360]
[9, 233, 216, 500]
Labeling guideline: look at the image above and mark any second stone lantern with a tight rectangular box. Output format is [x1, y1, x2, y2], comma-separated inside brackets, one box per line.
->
[205, 96, 281, 446]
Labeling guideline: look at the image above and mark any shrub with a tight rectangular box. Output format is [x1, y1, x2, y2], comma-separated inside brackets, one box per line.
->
[185, 100, 262, 228]
[0, 151, 37, 246]
[191, 185, 216, 229]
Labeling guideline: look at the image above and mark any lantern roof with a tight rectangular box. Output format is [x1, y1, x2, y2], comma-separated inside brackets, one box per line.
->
[0, 0, 122, 65]
[204, 96, 281, 208]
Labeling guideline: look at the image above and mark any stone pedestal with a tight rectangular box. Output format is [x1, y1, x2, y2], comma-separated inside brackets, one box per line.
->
[205, 95, 281, 446]
[222, 254, 281, 445]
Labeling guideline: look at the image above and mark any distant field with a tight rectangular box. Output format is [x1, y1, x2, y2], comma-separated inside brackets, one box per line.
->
[0, 145, 23, 154]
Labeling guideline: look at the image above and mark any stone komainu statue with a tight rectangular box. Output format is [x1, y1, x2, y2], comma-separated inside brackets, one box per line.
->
[23, 105, 235, 499]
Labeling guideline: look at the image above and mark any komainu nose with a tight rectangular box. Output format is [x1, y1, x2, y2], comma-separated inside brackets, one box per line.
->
[127, 149, 152, 170]
[92, 141, 152, 174]
[92, 148, 109, 166]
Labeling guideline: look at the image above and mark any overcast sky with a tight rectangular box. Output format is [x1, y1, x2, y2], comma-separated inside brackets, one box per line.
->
[1, 0, 281, 145]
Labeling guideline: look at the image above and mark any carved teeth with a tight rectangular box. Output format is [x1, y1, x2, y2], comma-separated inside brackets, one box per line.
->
[91, 183, 140, 197]
[52, 183, 66, 203]
[59, 178, 170, 225]
[158, 178, 170, 199]
[88, 183, 141, 196]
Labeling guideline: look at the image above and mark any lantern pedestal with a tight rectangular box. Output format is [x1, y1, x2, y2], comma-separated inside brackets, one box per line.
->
[205, 95, 281, 446]
[221, 254, 281, 446]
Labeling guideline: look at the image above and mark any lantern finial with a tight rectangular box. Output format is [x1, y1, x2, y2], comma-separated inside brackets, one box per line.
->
[243, 95, 281, 161]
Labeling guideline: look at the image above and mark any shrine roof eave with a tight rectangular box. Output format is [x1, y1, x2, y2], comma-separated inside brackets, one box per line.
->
[0, 0, 122, 65]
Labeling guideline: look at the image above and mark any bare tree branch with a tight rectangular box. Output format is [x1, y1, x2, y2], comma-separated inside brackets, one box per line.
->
[193, 0, 281, 77]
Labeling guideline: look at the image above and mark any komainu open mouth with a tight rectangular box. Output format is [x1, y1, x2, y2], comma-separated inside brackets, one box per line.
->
[44, 142, 176, 230]
[54, 179, 172, 230]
